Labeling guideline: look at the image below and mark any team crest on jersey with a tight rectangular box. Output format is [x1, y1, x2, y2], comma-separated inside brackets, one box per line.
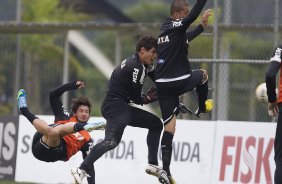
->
[121, 59, 126, 69]
[157, 59, 165, 64]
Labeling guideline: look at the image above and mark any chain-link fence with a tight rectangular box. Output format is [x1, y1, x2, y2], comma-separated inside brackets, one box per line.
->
[0, 0, 281, 122]
[182, 0, 281, 122]
[179, 60, 270, 122]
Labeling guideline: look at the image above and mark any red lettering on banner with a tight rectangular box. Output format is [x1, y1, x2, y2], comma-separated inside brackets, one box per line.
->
[220, 136, 235, 181]
[219, 136, 274, 184]
[255, 138, 274, 183]
[233, 136, 242, 182]
[240, 136, 255, 183]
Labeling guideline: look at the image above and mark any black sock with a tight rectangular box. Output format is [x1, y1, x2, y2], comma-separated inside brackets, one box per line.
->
[161, 131, 174, 176]
[74, 122, 87, 132]
[196, 80, 208, 111]
[20, 107, 37, 124]
[147, 129, 162, 166]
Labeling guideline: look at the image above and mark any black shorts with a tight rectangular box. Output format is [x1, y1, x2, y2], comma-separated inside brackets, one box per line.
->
[32, 131, 67, 162]
[101, 97, 163, 141]
[156, 69, 203, 124]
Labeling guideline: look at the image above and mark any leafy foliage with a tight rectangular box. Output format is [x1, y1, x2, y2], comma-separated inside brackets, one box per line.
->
[22, 0, 89, 22]
[125, 1, 169, 22]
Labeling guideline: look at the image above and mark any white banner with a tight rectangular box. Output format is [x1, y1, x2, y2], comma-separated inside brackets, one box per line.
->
[170, 120, 216, 184]
[211, 121, 276, 184]
[15, 116, 216, 184]
[14, 116, 277, 184]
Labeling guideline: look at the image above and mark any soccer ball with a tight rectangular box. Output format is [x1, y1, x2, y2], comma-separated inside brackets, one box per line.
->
[255, 83, 268, 103]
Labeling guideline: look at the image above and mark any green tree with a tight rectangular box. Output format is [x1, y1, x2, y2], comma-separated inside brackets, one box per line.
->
[125, 1, 169, 23]
[94, 1, 169, 63]
[5, 0, 106, 115]
[0, 37, 16, 115]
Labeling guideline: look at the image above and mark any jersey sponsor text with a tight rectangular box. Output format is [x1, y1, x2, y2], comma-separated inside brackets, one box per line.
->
[158, 35, 169, 44]
[132, 68, 139, 83]
[172, 20, 183, 27]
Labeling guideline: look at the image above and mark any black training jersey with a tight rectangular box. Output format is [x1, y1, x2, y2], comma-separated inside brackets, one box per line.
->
[49, 81, 78, 121]
[155, 0, 207, 82]
[266, 45, 282, 103]
[106, 53, 154, 105]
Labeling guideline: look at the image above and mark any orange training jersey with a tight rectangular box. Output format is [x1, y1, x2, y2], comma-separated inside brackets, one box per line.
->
[55, 116, 91, 160]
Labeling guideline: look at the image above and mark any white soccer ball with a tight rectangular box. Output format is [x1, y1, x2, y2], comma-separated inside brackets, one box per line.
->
[255, 83, 268, 103]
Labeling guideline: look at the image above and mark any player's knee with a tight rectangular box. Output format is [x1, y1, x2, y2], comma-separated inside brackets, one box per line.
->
[152, 119, 163, 131]
[102, 138, 119, 150]
[164, 116, 176, 133]
[200, 69, 208, 84]
[45, 126, 60, 137]
[164, 126, 175, 134]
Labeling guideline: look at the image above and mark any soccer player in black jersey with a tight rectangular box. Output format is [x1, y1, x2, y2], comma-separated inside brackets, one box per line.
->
[265, 45, 282, 184]
[17, 81, 106, 184]
[154, 0, 212, 183]
[71, 35, 170, 184]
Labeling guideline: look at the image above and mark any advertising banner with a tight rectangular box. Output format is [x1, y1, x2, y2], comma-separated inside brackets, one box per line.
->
[169, 120, 216, 184]
[15, 116, 216, 184]
[0, 116, 19, 181]
[211, 121, 276, 184]
[14, 116, 277, 184]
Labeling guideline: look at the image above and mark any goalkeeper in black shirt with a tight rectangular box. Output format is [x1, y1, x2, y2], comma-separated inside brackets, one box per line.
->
[71, 35, 170, 184]
[154, 0, 212, 183]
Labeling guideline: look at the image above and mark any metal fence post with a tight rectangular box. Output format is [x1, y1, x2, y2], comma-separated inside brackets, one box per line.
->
[62, 32, 70, 108]
[212, 0, 219, 120]
[274, 0, 280, 47]
[13, 0, 21, 115]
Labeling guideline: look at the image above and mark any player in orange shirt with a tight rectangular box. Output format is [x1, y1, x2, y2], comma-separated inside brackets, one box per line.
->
[17, 81, 105, 184]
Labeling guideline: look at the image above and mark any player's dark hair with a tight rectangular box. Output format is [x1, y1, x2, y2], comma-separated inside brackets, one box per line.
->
[70, 96, 91, 115]
[136, 35, 157, 52]
[170, 0, 189, 15]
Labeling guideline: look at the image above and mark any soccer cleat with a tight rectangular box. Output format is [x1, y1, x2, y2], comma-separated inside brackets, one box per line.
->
[195, 108, 205, 118]
[145, 164, 170, 184]
[158, 171, 171, 184]
[168, 176, 177, 184]
[71, 167, 89, 184]
[17, 89, 27, 110]
[178, 103, 193, 114]
[195, 99, 214, 118]
[83, 121, 106, 132]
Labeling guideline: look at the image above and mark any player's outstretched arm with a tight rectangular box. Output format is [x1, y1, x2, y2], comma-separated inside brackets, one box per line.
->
[49, 80, 85, 119]
[201, 9, 212, 27]
[183, 0, 207, 26]
[185, 9, 212, 41]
